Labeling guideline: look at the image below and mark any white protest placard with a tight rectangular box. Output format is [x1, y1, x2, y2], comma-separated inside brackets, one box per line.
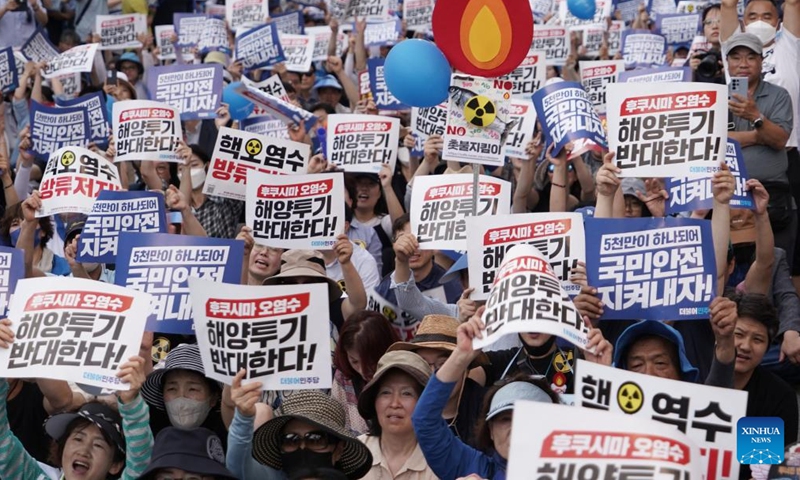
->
[96, 14, 147, 50]
[475, 243, 589, 350]
[403, 0, 434, 31]
[57, 73, 82, 100]
[443, 75, 513, 167]
[410, 174, 512, 251]
[508, 401, 705, 480]
[42, 43, 99, 79]
[205, 126, 309, 201]
[367, 288, 416, 340]
[207, 3, 227, 16]
[410, 103, 447, 157]
[467, 212, 585, 301]
[113, 100, 183, 163]
[344, 0, 391, 21]
[246, 171, 345, 249]
[500, 49, 547, 100]
[155, 25, 177, 60]
[363, 20, 399, 46]
[532, 25, 569, 66]
[579, 21, 625, 57]
[327, 114, 399, 174]
[243, 74, 290, 103]
[305, 26, 347, 61]
[227, 0, 270, 31]
[190, 278, 333, 389]
[502, 100, 538, 158]
[273, 11, 304, 34]
[607, 82, 727, 177]
[242, 115, 291, 138]
[38, 147, 123, 217]
[576, 360, 746, 480]
[580, 60, 625, 117]
[0, 277, 151, 391]
[279, 34, 315, 72]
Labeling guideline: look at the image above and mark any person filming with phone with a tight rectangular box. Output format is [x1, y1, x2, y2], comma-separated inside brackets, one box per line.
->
[0, 0, 48, 48]
[727, 32, 796, 260]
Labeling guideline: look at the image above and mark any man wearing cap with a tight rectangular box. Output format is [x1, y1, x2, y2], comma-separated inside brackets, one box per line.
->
[725, 32, 796, 260]
[116, 52, 150, 101]
[313, 74, 350, 114]
[137, 427, 238, 479]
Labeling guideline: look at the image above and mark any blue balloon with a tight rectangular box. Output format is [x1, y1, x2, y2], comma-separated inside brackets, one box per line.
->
[568, 0, 596, 20]
[384, 40, 451, 108]
[222, 82, 254, 121]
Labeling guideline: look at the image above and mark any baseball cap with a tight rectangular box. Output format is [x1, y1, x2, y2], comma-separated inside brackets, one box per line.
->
[486, 381, 554, 420]
[723, 32, 763, 56]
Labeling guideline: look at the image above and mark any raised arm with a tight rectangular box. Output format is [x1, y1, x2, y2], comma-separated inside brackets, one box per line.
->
[116, 356, 154, 480]
[336, 234, 367, 317]
[744, 180, 775, 295]
[711, 161, 733, 296]
[593, 152, 621, 218]
[512, 137, 542, 213]
[165, 185, 207, 237]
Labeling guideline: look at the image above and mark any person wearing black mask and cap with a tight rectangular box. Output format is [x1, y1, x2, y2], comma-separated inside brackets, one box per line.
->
[137, 427, 237, 480]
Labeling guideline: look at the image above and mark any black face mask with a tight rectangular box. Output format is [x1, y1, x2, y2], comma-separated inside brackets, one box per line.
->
[281, 449, 336, 478]
[521, 334, 557, 358]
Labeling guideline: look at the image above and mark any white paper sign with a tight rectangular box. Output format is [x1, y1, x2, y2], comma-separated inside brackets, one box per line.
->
[327, 114, 399, 174]
[227, 0, 270, 31]
[502, 100, 538, 158]
[305, 26, 347, 61]
[279, 34, 315, 72]
[580, 60, 625, 116]
[501, 49, 547, 100]
[113, 100, 183, 163]
[42, 44, 99, 79]
[155, 25, 177, 60]
[96, 14, 147, 50]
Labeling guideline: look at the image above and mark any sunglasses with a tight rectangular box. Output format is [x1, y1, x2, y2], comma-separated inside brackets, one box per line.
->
[547, 163, 575, 173]
[280, 432, 338, 452]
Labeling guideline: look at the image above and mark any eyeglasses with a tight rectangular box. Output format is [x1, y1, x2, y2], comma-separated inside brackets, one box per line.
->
[252, 244, 283, 255]
[547, 163, 575, 173]
[703, 18, 721, 25]
[280, 432, 338, 452]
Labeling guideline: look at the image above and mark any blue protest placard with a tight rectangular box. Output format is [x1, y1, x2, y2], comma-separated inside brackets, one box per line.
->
[531, 81, 607, 156]
[30, 101, 91, 159]
[585, 217, 716, 320]
[0, 247, 24, 317]
[148, 64, 223, 120]
[0, 47, 19, 95]
[367, 57, 408, 111]
[241, 115, 291, 138]
[114, 233, 244, 334]
[615, 0, 647, 23]
[362, 19, 402, 47]
[198, 17, 231, 55]
[618, 66, 692, 83]
[56, 92, 110, 148]
[174, 13, 207, 47]
[656, 13, 700, 48]
[20, 27, 59, 63]
[621, 30, 668, 68]
[665, 139, 755, 214]
[77, 191, 168, 264]
[235, 24, 286, 72]
[272, 10, 305, 34]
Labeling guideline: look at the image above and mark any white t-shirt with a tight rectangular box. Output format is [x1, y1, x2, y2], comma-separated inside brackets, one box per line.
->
[762, 27, 800, 148]
[325, 241, 381, 291]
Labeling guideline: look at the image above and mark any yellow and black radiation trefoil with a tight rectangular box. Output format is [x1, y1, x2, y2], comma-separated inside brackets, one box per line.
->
[464, 95, 497, 127]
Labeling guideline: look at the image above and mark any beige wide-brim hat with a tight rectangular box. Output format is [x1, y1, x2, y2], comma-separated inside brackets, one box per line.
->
[357, 350, 431, 420]
[262, 249, 343, 302]
[388, 314, 489, 369]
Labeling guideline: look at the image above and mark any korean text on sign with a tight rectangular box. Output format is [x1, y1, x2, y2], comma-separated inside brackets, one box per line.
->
[236, 24, 286, 72]
[532, 81, 607, 157]
[500, 49, 547, 99]
[190, 278, 333, 390]
[580, 60, 625, 117]
[113, 100, 183, 163]
[42, 43, 99, 79]
[0, 248, 23, 317]
[56, 92, 110, 147]
[327, 114, 399, 174]
[38, 147, 122, 217]
[30, 101, 90, 158]
[96, 14, 146, 50]
[410, 104, 447, 157]
[0, 47, 18, 95]
[227, 0, 269, 31]
[148, 64, 223, 120]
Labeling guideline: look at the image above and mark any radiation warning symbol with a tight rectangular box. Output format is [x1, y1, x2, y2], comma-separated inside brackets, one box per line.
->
[464, 95, 497, 127]
[617, 382, 644, 414]
[61, 150, 76, 167]
[152, 336, 171, 363]
[553, 350, 574, 373]
[245, 138, 263, 156]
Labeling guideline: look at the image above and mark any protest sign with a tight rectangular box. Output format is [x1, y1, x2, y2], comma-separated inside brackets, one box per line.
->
[243, 74, 290, 103]
[410, 103, 447, 157]
[148, 64, 223, 120]
[78, 191, 168, 264]
[532, 81, 607, 157]
[206, 3, 226, 16]
[198, 17, 231, 55]
[242, 115, 291, 138]
[579, 21, 624, 58]
[656, 13, 700, 47]
[580, 60, 625, 117]
[246, 171, 344, 249]
[227, 0, 269, 31]
[532, 25, 569, 66]
[155, 25, 177, 60]
[363, 20, 401, 46]
[621, 30, 668, 69]
[368, 57, 408, 111]
[30, 101, 90, 159]
[272, 10, 304, 34]
[502, 100, 538, 158]
[343, 0, 391, 21]
[585, 217, 716, 320]
[234, 83, 318, 132]
[174, 13, 207, 47]
[666, 139, 754, 214]
[57, 73, 82, 100]
[443, 75, 513, 167]
[0, 277, 151, 391]
[404, 0, 434, 31]
[235, 24, 286, 72]
[305, 26, 347, 61]
[38, 147, 122, 217]
[279, 34, 315, 72]
[96, 14, 147, 50]
[410, 174, 511, 251]
[507, 400, 705, 480]
[466, 212, 585, 301]
[499, 49, 547, 99]
[559, 0, 612, 27]
[368, 285, 449, 340]
[619, 66, 693, 83]
[475, 243, 589, 350]
[530, 0, 554, 22]
[616, 0, 641, 22]
[576, 361, 746, 480]
[327, 114, 399, 173]
[205, 126, 309, 201]
[115, 233, 244, 334]
[0, 248, 23, 317]
[56, 92, 110, 147]
[21, 28, 59, 63]
[42, 44, 99, 79]
[676, 0, 707, 13]
[113, 100, 183, 163]
[190, 278, 333, 389]
[0, 48, 18, 95]
[651, 0, 678, 16]
[606, 82, 727, 177]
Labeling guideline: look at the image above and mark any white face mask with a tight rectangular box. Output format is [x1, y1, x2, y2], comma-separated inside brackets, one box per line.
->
[178, 167, 207, 189]
[745, 20, 777, 45]
[165, 397, 212, 429]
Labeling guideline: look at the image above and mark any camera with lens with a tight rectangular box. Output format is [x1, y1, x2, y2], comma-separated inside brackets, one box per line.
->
[694, 49, 725, 84]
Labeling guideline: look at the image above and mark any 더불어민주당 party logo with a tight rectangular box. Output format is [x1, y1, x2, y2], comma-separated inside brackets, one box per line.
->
[737, 417, 784, 465]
